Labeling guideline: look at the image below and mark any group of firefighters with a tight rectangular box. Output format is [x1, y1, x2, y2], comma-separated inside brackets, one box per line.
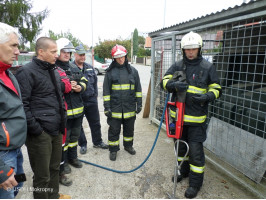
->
[50, 39, 144, 187]
[0, 23, 221, 199]
[59, 31, 222, 199]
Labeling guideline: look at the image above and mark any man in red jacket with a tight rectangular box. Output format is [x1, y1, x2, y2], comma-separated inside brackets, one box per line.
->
[0, 22, 27, 199]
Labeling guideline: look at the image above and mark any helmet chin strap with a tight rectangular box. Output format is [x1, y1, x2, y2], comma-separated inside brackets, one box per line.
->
[182, 47, 202, 59]
[198, 47, 202, 56]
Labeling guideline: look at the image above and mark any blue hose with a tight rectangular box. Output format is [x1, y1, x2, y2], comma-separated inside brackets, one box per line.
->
[79, 93, 170, 173]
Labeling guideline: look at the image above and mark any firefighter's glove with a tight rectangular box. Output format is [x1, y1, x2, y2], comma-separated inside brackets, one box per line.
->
[104, 109, 112, 118]
[191, 94, 210, 105]
[136, 106, 142, 114]
[166, 80, 188, 93]
[72, 73, 82, 82]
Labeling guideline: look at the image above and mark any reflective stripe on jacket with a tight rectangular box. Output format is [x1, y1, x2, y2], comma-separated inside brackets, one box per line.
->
[103, 62, 142, 119]
[73, 62, 98, 102]
[162, 58, 222, 125]
[56, 60, 87, 119]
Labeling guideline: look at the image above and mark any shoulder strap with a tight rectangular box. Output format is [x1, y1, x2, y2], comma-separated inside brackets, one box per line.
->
[69, 62, 77, 70]
[172, 60, 186, 82]
[200, 59, 212, 69]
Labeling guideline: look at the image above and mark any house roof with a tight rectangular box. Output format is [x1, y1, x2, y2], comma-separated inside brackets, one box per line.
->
[149, 0, 266, 38]
[144, 37, 152, 48]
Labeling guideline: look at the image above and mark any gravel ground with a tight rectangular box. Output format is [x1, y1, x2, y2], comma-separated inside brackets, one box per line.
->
[16, 98, 257, 199]
[15, 69, 258, 199]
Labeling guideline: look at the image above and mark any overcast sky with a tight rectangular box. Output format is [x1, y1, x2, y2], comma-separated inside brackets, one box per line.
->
[31, 0, 246, 47]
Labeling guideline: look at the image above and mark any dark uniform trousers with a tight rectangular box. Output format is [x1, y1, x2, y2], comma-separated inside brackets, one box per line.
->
[26, 132, 62, 199]
[107, 116, 136, 152]
[176, 125, 206, 188]
[78, 101, 103, 147]
[65, 116, 83, 160]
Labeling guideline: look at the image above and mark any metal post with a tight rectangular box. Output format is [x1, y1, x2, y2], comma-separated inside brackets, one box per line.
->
[163, 0, 166, 28]
[149, 39, 155, 122]
[91, 0, 93, 48]
[131, 32, 133, 63]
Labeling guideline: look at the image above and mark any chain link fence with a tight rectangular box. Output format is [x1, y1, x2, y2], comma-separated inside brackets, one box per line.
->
[150, 13, 266, 198]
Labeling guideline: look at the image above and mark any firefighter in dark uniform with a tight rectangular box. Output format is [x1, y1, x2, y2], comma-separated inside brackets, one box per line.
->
[103, 45, 142, 161]
[161, 32, 222, 198]
[73, 44, 108, 154]
[56, 38, 88, 173]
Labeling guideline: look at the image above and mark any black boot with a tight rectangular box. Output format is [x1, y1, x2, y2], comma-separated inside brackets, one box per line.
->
[110, 152, 117, 161]
[171, 173, 188, 183]
[68, 158, 83, 168]
[184, 187, 200, 199]
[124, 146, 136, 155]
[79, 146, 87, 154]
[63, 163, 71, 174]
[93, 142, 108, 149]
[59, 173, 73, 186]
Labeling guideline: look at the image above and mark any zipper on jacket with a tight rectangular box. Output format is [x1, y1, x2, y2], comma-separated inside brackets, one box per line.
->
[1, 122, 10, 147]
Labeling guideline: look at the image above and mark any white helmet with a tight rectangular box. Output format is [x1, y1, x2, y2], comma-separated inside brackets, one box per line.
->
[180, 31, 203, 49]
[56, 38, 75, 55]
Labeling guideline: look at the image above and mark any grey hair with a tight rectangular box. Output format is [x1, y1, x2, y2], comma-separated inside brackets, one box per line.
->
[0, 22, 19, 44]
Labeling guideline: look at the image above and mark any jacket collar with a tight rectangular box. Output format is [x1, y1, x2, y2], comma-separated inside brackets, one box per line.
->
[0, 61, 11, 73]
[183, 55, 203, 66]
[56, 59, 70, 69]
[33, 57, 56, 70]
[108, 60, 132, 73]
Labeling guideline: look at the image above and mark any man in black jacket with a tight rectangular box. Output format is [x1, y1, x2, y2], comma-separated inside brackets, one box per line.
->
[0, 22, 27, 199]
[15, 37, 70, 199]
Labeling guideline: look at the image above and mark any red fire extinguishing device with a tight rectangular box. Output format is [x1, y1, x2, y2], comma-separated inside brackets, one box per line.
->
[164, 101, 185, 140]
[164, 70, 187, 141]
[164, 71, 189, 199]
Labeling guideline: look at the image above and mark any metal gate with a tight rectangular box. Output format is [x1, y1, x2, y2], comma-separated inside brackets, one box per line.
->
[150, 10, 266, 198]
